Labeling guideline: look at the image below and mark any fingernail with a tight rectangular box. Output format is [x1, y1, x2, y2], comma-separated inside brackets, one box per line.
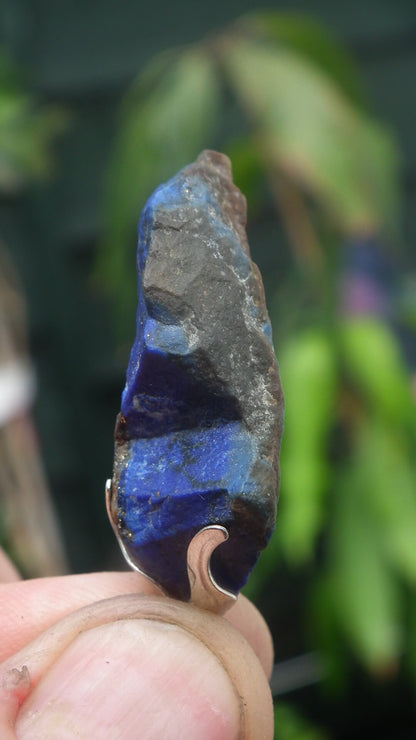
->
[15, 618, 241, 739]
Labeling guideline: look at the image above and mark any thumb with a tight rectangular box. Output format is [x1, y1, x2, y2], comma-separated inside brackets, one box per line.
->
[1, 594, 274, 739]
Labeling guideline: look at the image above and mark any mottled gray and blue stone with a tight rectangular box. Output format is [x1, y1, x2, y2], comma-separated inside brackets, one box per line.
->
[109, 150, 284, 600]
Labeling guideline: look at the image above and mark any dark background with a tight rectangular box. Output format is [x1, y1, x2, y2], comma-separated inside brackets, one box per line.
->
[1, 1, 416, 736]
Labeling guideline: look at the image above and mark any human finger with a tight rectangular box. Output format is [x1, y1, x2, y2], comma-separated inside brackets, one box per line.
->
[1, 593, 274, 739]
[0, 571, 273, 678]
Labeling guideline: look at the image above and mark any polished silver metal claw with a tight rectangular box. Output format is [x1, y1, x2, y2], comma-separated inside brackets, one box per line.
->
[186, 526, 237, 614]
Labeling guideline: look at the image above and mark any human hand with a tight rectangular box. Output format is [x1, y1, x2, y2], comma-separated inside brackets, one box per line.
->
[0, 550, 274, 738]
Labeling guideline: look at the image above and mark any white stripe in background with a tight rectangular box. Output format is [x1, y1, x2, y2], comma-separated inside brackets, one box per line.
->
[0, 362, 36, 426]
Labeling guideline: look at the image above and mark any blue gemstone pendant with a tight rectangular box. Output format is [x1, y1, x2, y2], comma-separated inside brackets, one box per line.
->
[107, 151, 284, 612]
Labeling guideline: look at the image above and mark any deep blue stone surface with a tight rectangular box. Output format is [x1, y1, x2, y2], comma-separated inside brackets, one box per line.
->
[109, 151, 284, 600]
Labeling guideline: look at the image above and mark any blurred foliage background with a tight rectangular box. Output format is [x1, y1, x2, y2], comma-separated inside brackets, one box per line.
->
[1, 1, 416, 737]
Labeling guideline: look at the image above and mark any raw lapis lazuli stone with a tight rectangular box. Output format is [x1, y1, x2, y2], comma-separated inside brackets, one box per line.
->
[109, 150, 284, 600]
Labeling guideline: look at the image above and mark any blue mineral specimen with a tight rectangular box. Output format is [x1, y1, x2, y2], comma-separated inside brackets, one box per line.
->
[109, 150, 284, 600]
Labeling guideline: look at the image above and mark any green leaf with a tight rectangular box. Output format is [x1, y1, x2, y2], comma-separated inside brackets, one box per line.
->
[330, 472, 402, 669]
[309, 577, 350, 689]
[353, 419, 416, 584]
[279, 456, 330, 562]
[240, 11, 367, 108]
[98, 48, 220, 334]
[223, 39, 400, 234]
[224, 136, 265, 214]
[280, 329, 337, 452]
[340, 318, 416, 428]
[0, 92, 65, 191]
[278, 329, 337, 561]
[275, 702, 329, 740]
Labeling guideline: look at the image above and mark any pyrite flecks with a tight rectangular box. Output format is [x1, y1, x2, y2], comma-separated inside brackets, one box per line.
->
[109, 150, 284, 600]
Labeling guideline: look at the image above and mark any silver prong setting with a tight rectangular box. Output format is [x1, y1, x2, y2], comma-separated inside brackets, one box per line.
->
[187, 526, 237, 614]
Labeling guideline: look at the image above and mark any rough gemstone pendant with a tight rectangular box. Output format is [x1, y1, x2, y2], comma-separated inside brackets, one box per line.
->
[107, 150, 284, 610]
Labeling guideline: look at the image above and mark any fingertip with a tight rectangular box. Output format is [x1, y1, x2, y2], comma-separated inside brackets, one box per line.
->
[15, 619, 242, 740]
[2, 594, 274, 739]
[226, 594, 274, 679]
[0, 548, 21, 583]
